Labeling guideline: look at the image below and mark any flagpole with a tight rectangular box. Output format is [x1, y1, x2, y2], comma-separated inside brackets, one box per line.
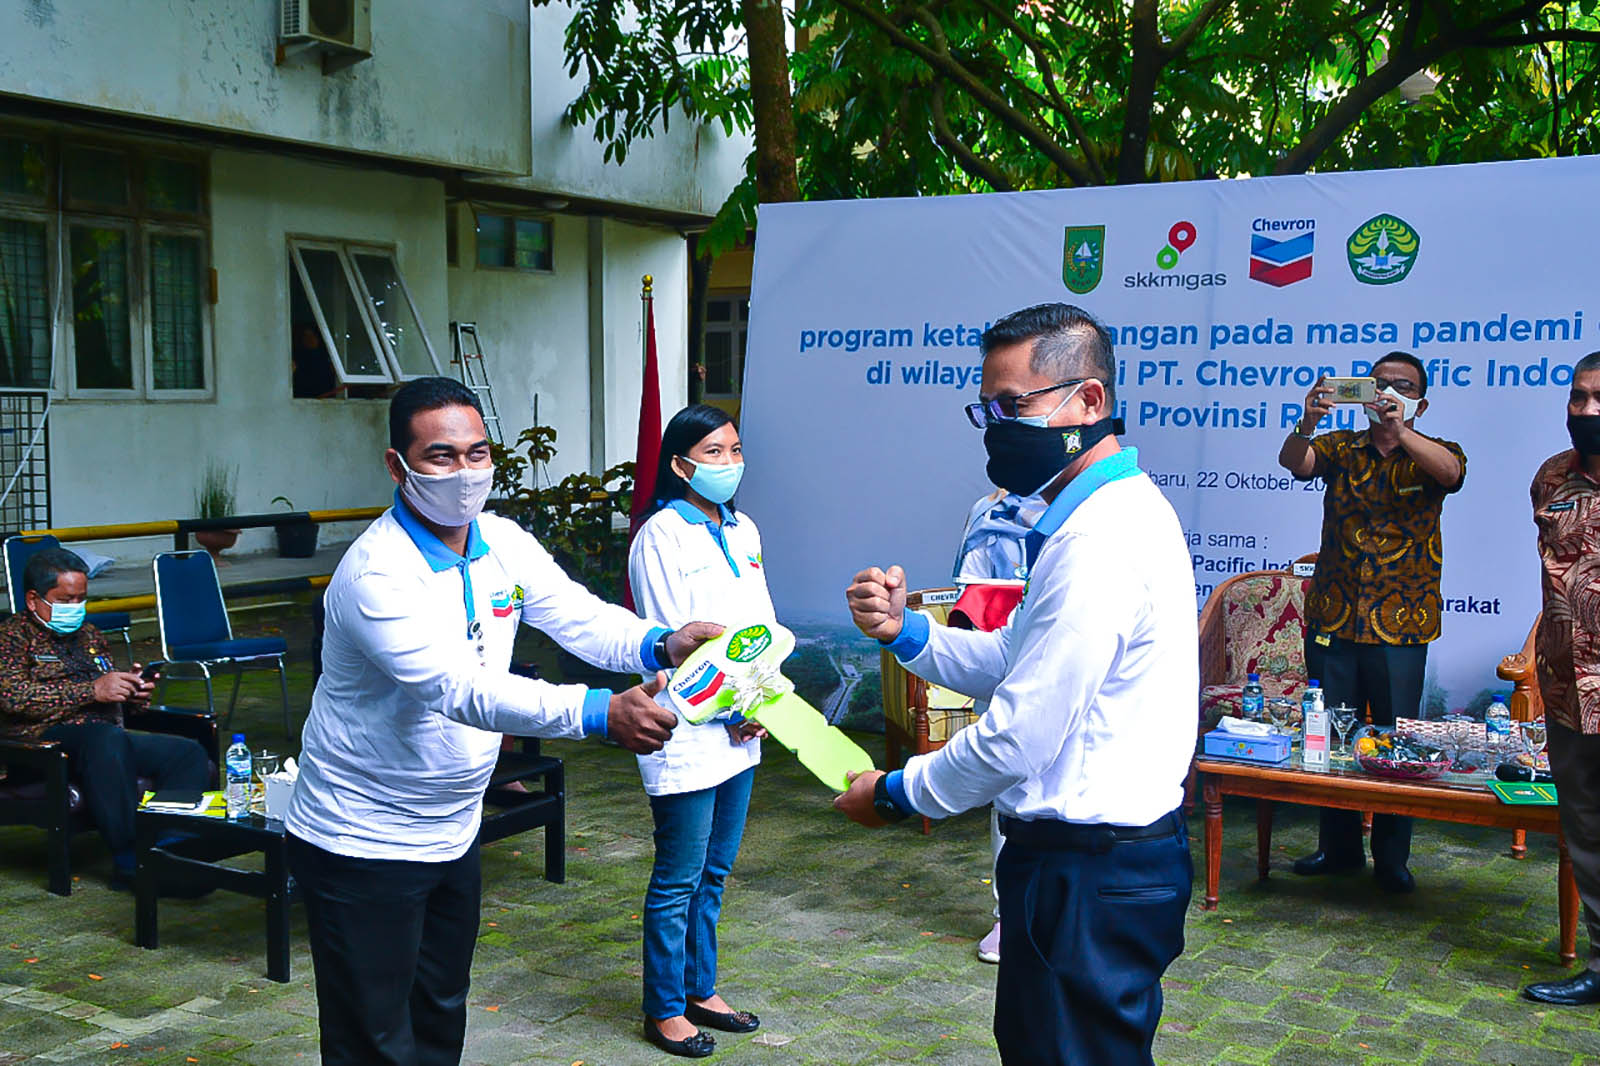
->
[641, 274, 653, 370]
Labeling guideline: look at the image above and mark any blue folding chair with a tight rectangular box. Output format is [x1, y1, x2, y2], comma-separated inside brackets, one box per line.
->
[154, 550, 292, 736]
[4, 534, 134, 667]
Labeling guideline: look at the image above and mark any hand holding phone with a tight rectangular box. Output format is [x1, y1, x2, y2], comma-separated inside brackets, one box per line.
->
[1324, 376, 1377, 404]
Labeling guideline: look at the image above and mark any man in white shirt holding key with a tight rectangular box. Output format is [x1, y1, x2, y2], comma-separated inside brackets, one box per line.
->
[286, 377, 720, 1066]
[837, 303, 1198, 1066]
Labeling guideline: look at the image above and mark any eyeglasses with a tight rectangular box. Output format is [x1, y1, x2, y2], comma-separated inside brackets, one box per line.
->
[1373, 376, 1420, 397]
[964, 379, 1090, 429]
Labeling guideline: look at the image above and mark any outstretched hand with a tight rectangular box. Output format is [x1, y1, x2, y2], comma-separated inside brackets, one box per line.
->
[833, 769, 888, 827]
[665, 622, 725, 666]
[607, 672, 678, 754]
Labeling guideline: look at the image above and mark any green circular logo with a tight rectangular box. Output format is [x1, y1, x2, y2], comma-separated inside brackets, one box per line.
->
[726, 624, 773, 663]
[1346, 214, 1419, 285]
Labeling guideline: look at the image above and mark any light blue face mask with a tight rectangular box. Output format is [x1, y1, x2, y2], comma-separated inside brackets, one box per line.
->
[682, 458, 745, 505]
[36, 600, 86, 635]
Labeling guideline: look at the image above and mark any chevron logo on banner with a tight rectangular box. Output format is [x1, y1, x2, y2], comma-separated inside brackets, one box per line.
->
[1249, 226, 1314, 287]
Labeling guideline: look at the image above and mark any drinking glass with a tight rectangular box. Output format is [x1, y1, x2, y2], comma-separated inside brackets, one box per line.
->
[1331, 705, 1358, 760]
[251, 750, 280, 815]
[1521, 718, 1548, 760]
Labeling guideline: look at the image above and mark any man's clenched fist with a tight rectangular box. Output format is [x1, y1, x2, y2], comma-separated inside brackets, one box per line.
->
[846, 565, 907, 642]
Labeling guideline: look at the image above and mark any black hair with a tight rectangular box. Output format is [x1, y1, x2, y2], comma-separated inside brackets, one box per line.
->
[1372, 351, 1429, 398]
[24, 547, 87, 598]
[388, 376, 485, 453]
[1575, 351, 1600, 376]
[650, 404, 736, 515]
[981, 302, 1117, 409]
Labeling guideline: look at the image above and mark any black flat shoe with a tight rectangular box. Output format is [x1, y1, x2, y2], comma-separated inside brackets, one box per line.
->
[686, 1001, 760, 1033]
[1523, 970, 1600, 1006]
[1291, 850, 1364, 876]
[1374, 866, 1416, 894]
[644, 1019, 716, 1058]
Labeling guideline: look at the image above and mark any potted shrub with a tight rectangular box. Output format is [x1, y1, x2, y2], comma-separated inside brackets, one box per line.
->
[194, 460, 240, 559]
[271, 496, 319, 558]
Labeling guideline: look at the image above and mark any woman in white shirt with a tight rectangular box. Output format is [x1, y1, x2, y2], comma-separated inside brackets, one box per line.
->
[629, 404, 772, 1059]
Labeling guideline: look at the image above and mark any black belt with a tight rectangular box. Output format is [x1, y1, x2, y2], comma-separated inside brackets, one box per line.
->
[999, 810, 1183, 854]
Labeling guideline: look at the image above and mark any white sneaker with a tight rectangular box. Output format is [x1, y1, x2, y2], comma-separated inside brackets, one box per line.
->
[976, 921, 1001, 964]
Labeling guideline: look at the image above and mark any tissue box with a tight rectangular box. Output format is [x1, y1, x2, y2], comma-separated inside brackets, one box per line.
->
[1203, 729, 1292, 764]
[264, 773, 296, 821]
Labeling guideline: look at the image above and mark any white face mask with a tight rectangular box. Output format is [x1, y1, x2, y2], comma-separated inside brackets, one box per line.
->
[1366, 386, 1421, 425]
[398, 456, 493, 527]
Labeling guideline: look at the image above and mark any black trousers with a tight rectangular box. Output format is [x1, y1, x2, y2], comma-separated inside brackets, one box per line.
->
[41, 722, 209, 860]
[1304, 634, 1428, 872]
[1548, 722, 1600, 973]
[993, 813, 1191, 1066]
[287, 834, 482, 1066]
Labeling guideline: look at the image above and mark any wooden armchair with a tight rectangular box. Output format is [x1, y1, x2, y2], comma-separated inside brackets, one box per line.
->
[0, 706, 218, 896]
[880, 589, 977, 834]
[1498, 613, 1544, 860]
[1198, 567, 1314, 728]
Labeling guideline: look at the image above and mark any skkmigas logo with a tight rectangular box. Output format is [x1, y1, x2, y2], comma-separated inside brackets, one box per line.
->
[1124, 220, 1226, 291]
[725, 624, 773, 663]
[1062, 225, 1104, 294]
[1347, 214, 1419, 285]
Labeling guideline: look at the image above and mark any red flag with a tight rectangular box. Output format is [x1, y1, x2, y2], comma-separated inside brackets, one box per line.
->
[623, 289, 661, 610]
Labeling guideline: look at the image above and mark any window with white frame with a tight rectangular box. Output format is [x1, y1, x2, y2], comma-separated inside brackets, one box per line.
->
[288, 239, 441, 397]
[0, 126, 211, 398]
[703, 293, 748, 397]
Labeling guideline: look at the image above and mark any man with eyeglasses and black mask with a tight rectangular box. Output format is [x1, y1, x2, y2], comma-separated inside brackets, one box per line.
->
[285, 376, 723, 1066]
[1520, 350, 1600, 1008]
[835, 303, 1197, 1066]
[1279, 351, 1466, 894]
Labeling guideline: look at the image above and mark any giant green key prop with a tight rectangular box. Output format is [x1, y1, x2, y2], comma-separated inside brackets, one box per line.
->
[667, 621, 875, 792]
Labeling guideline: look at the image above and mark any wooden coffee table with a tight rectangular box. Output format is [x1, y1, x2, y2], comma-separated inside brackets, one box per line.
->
[1195, 753, 1578, 964]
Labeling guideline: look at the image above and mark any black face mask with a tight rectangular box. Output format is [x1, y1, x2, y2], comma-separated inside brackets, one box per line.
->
[1569, 413, 1600, 458]
[983, 416, 1125, 496]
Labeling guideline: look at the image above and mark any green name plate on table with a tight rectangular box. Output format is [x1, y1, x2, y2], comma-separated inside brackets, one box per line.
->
[1488, 780, 1558, 805]
[666, 621, 875, 792]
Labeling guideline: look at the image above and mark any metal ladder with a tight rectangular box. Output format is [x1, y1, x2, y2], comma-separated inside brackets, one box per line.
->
[449, 321, 503, 445]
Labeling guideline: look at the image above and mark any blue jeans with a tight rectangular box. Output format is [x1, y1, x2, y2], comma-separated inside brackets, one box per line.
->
[642, 767, 755, 1020]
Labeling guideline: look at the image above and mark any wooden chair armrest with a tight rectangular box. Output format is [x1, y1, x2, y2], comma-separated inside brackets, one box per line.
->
[1498, 615, 1544, 721]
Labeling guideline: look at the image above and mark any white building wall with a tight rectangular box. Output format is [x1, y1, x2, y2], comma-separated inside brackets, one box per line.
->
[48, 148, 447, 552]
[444, 215, 689, 483]
[0, 0, 533, 175]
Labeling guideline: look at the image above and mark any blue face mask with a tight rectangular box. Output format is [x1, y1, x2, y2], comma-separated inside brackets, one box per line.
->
[36, 600, 86, 635]
[682, 458, 745, 505]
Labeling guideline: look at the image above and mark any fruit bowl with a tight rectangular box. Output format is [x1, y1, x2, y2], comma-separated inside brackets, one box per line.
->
[1352, 727, 1450, 781]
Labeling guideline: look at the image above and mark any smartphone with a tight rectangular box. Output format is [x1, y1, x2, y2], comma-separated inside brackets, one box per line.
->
[140, 661, 163, 682]
[1324, 376, 1377, 404]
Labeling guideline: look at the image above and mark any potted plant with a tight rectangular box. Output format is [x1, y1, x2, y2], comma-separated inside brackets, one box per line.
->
[193, 460, 240, 559]
[270, 496, 319, 558]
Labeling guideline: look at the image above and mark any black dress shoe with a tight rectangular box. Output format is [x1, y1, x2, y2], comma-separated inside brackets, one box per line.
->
[644, 1019, 716, 1058]
[1374, 866, 1416, 894]
[1523, 969, 1600, 1006]
[686, 1001, 760, 1033]
[1291, 850, 1364, 876]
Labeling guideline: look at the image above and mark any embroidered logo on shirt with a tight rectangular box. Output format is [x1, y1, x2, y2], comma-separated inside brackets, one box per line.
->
[511, 584, 526, 608]
[747, 552, 762, 570]
[490, 590, 515, 618]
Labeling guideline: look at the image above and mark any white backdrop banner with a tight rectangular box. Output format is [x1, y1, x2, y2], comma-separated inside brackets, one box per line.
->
[738, 155, 1600, 720]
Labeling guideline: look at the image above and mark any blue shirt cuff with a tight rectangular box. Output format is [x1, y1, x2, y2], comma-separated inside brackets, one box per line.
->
[581, 689, 612, 737]
[880, 610, 930, 660]
[639, 626, 671, 672]
[884, 769, 916, 816]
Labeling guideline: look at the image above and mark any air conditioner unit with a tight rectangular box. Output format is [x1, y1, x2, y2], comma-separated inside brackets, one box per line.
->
[281, 0, 372, 72]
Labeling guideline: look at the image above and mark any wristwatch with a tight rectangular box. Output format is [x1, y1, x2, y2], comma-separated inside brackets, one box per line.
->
[872, 774, 911, 823]
[652, 630, 673, 669]
[1291, 426, 1315, 441]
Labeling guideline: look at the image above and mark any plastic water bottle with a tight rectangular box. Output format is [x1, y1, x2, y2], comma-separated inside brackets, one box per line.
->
[1241, 673, 1265, 721]
[225, 733, 251, 821]
[1485, 693, 1512, 743]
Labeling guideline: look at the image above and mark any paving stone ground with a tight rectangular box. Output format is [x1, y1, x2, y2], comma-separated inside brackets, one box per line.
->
[0, 603, 1596, 1064]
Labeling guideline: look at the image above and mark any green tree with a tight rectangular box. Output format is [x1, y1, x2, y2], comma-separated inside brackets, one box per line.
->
[544, 0, 1600, 229]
